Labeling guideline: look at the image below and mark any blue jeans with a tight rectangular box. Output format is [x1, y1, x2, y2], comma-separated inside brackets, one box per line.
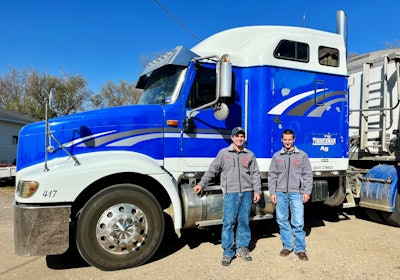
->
[222, 192, 253, 257]
[275, 192, 306, 253]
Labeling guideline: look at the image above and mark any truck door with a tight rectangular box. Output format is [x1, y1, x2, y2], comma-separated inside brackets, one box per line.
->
[180, 65, 239, 167]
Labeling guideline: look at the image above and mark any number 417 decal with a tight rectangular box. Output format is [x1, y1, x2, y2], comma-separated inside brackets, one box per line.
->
[43, 190, 57, 198]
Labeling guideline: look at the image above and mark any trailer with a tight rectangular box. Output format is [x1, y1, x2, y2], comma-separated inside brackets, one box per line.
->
[345, 48, 400, 225]
[13, 10, 400, 271]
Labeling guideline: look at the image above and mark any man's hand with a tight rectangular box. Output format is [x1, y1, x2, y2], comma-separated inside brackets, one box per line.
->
[303, 193, 311, 203]
[270, 194, 277, 204]
[253, 192, 261, 203]
[193, 184, 203, 194]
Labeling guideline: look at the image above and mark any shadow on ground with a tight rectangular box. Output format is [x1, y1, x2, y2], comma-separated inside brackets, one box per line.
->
[0, 177, 15, 188]
[45, 202, 355, 270]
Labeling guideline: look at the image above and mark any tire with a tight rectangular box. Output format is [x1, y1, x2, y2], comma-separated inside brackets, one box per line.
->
[323, 185, 346, 207]
[76, 184, 165, 270]
[364, 209, 385, 224]
[381, 192, 400, 227]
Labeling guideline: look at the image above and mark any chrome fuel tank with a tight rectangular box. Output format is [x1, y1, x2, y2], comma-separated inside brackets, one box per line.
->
[180, 183, 274, 228]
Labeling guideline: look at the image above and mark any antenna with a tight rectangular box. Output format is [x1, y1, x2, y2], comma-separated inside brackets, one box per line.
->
[44, 88, 80, 172]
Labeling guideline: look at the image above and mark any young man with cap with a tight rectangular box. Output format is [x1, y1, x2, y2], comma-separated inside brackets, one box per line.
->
[194, 127, 262, 266]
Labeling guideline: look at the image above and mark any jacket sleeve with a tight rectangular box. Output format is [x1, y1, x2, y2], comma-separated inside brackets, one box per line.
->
[198, 150, 223, 188]
[267, 154, 279, 195]
[301, 153, 313, 195]
[249, 154, 262, 194]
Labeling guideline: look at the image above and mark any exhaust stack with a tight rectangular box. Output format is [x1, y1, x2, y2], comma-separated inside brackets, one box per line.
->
[336, 10, 348, 53]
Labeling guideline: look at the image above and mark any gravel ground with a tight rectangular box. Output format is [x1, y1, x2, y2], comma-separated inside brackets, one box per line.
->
[1, 186, 399, 280]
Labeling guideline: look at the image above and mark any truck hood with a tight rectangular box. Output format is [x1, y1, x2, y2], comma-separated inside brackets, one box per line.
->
[17, 105, 165, 170]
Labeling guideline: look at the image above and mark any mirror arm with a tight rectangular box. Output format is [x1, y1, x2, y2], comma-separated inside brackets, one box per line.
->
[186, 54, 231, 118]
[44, 88, 55, 171]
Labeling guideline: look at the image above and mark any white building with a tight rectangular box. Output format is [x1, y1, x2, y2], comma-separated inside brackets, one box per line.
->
[0, 108, 38, 164]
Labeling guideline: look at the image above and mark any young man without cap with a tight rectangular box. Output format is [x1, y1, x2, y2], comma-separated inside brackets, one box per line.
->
[268, 129, 313, 261]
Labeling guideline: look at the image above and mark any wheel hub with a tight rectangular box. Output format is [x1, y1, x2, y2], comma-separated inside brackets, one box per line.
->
[96, 203, 148, 254]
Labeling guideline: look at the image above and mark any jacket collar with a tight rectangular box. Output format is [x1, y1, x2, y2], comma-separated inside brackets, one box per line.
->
[280, 146, 299, 155]
[228, 143, 248, 153]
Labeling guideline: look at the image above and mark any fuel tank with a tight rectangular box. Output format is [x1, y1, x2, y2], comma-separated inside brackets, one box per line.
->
[180, 183, 274, 228]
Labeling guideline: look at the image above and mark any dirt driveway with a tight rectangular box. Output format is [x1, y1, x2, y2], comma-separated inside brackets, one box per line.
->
[1, 186, 399, 280]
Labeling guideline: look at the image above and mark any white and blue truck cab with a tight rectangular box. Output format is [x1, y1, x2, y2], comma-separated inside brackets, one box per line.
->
[14, 11, 350, 270]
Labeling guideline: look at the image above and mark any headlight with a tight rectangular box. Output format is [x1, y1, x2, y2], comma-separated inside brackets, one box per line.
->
[17, 180, 39, 198]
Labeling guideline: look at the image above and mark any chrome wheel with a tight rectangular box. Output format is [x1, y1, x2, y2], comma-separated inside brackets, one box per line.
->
[97, 203, 148, 254]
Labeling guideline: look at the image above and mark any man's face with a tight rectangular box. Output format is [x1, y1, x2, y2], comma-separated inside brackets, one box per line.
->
[281, 133, 295, 150]
[232, 133, 245, 147]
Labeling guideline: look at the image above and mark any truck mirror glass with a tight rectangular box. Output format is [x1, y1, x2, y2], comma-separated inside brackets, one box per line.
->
[48, 88, 55, 110]
[183, 117, 195, 133]
[214, 102, 229, 120]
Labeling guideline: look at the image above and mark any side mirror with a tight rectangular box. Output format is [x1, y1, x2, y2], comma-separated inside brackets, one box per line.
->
[218, 56, 232, 99]
[214, 102, 229, 120]
[183, 118, 195, 133]
[48, 88, 55, 110]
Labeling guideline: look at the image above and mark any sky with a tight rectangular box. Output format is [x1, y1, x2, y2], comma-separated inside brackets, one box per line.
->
[0, 0, 399, 93]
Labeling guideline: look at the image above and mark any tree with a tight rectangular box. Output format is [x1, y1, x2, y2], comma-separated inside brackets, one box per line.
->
[51, 74, 90, 116]
[0, 68, 29, 112]
[385, 39, 400, 49]
[90, 80, 142, 109]
[0, 68, 90, 119]
[86, 52, 162, 109]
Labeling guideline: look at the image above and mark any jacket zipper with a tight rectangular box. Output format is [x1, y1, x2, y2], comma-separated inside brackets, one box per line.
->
[236, 153, 242, 192]
[286, 155, 291, 193]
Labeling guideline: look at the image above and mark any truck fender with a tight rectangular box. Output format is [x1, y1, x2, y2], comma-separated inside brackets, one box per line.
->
[359, 164, 398, 212]
[17, 151, 183, 229]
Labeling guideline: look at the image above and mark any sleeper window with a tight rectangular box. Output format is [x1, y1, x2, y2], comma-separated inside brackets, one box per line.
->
[319, 46, 339, 67]
[274, 40, 309, 62]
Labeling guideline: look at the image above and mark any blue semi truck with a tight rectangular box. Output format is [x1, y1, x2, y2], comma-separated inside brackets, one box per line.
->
[12, 10, 400, 270]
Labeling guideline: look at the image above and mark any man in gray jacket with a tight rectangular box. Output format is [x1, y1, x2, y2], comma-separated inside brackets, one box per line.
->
[268, 129, 313, 261]
[194, 127, 261, 266]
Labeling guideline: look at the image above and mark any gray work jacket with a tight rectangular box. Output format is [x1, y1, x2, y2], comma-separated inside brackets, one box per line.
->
[268, 146, 313, 195]
[198, 144, 261, 194]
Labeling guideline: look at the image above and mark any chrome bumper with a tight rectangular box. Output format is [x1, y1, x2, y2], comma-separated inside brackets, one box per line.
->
[13, 201, 71, 256]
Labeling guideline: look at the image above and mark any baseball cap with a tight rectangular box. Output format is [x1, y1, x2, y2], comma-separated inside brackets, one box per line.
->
[231, 127, 245, 136]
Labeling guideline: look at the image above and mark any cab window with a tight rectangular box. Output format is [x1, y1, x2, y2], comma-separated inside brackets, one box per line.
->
[186, 66, 216, 109]
[274, 40, 309, 62]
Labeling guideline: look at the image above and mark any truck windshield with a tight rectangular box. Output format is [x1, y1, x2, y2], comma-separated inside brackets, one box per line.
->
[138, 65, 187, 105]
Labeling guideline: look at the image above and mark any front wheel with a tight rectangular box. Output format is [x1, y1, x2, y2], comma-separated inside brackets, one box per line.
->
[76, 184, 165, 270]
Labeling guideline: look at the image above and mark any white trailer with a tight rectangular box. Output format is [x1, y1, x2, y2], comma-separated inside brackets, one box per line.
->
[348, 48, 400, 157]
[346, 48, 400, 224]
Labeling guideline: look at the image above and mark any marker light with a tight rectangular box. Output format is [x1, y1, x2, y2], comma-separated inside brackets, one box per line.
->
[17, 181, 39, 198]
[167, 120, 179, 127]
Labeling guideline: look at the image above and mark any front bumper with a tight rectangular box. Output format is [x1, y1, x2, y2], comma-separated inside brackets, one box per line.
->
[13, 201, 71, 256]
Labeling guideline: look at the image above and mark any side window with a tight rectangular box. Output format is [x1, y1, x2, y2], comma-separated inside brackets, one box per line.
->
[319, 46, 339, 67]
[274, 40, 309, 62]
[186, 66, 216, 109]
